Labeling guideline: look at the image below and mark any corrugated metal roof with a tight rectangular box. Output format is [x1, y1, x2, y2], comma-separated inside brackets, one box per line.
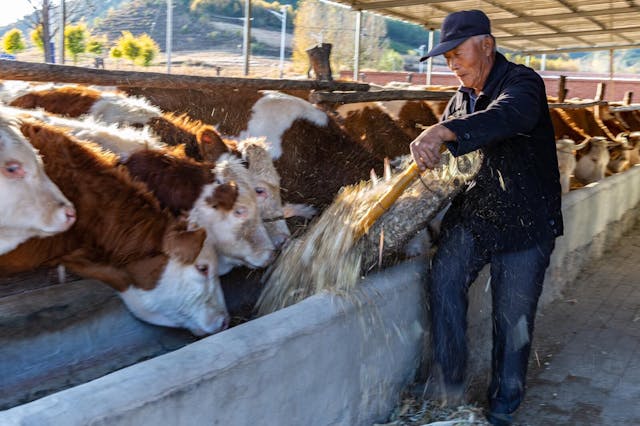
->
[329, 0, 640, 54]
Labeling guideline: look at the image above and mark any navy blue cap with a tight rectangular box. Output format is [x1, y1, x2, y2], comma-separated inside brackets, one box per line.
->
[420, 10, 491, 61]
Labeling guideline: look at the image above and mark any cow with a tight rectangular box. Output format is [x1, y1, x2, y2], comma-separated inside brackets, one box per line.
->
[607, 132, 636, 174]
[555, 137, 589, 194]
[333, 102, 413, 161]
[0, 107, 76, 254]
[11, 85, 382, 209]
[628, 131, 640, 166]
[9, 85, 161, 127]
[377, 100, 439, 139]
[574, 136, 612, 184]
[122, 86, 382, 208]
[0, 119, 229, 336]
[549, 108, 591, 141]
[7, 92, 295, 247]
[122, 148, 276, 274]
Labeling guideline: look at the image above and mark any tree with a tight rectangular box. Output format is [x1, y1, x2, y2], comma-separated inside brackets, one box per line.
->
[2, 29, 26, 55]
[64, 23, 88, 64]
[31, 25, 45, 51]
[87, 35, 107, 56]
[114, 31, 141, 66]
[292, 0, 387, 74]
[136, 33, 160, 67]
[109, 45, 123, 64]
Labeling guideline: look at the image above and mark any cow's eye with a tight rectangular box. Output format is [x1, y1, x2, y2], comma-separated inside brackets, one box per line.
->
[196, 264, 209, 276]
[2, 161, 25, 178]
[255, 187, 266, 196]
[234, 207, 248, 218]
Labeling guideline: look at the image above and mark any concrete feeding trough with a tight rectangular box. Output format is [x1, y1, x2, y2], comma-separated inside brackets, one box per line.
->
[1, 165, 639, 425]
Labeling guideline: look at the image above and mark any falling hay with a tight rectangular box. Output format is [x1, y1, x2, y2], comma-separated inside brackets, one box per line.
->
[257, 151, 483, 315]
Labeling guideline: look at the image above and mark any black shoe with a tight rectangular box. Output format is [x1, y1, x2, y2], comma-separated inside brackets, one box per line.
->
[486, 411, 513, 426]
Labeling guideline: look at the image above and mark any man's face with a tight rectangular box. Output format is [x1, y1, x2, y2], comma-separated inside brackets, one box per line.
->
[443, 36, 493, 91]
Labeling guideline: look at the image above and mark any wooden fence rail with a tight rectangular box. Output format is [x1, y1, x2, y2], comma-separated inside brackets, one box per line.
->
[0, 60, 370, 92]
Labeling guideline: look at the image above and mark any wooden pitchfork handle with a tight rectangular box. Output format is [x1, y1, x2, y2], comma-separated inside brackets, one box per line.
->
[355, 162, 420, 238]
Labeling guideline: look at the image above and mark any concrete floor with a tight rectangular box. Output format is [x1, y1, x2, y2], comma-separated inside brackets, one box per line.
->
[514, 220, 640, 425]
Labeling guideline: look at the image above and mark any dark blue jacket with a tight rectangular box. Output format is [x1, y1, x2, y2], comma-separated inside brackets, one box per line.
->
[440, 52, 563, 251]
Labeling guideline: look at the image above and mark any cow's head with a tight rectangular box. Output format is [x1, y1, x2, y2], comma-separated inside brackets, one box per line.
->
[236, 137, 290, 249]
[72, 220, 229, 336]
[192, 154, 275, 274]
[0, 112, 76, 254]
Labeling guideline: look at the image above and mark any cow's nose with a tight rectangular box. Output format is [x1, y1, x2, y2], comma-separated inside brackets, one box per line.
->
[64, 207, 77, 225]
[271, 233, 289, 249]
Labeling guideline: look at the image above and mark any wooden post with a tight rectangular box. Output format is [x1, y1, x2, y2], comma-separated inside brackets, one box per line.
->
[306, 43, 333, 81]
[595, 82, 606, 101]
[623, 91, 633, 106]
[557, 75, 567, 102]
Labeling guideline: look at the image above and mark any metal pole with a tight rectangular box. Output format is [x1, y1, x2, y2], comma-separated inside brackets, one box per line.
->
[609, 48, 614, 81]
[59, 0, 65, 64]
[426, 29, 434, 86]
[166, 0, 173, 74]
[541, 53, 546, 71]
[353, 10, 362, 81]
[418, 45, 425, 74]
[279, 6, 286, 78]
[242, 0, 252, 76]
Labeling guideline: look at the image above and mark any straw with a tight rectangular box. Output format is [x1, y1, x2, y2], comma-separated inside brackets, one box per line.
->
[256, 150, 482, 315]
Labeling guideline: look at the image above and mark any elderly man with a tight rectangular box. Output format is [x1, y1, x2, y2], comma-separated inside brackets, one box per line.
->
[410, 10, 563, 426]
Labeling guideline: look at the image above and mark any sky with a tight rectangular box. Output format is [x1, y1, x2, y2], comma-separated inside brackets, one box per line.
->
[0, 1, 58, 28]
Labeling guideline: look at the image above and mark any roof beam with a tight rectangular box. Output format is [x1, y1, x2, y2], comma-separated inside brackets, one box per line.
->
[519, 43, 640, 55]
[483, 0, 594, 47]
[351, 0, 461, 10]
[497, 26, 640, 42]
[492, 6, 639, 25]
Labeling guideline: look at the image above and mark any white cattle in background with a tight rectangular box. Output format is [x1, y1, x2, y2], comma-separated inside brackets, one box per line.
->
[574, 136, 611, 184]
[556, 137, 589, 194]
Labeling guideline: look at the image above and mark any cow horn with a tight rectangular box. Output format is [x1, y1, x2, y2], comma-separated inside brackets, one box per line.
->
[573, 137, 590, 151]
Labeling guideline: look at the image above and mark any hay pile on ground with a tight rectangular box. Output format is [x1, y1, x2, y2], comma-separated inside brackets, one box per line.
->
[257, 151, 482, 315]
[376, 394, 490, 426]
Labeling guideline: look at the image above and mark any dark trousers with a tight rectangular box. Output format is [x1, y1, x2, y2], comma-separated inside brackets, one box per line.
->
[429, 223, 555, 415]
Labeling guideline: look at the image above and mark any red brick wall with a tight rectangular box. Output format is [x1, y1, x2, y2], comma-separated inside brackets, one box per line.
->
[338, 70, 640, 102]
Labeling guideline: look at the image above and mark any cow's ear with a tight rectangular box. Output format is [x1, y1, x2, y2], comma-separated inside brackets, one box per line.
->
[197, 128, 228, 162]
[163, 220, 207, 264]
[209, 181, 238, 211]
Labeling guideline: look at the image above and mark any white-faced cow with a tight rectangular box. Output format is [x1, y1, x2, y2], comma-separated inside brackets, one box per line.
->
[0, 119, 229, 335]
[0, 107, 76, 254]
[574, 136, 612, 184]
[556, 137, 589, 194]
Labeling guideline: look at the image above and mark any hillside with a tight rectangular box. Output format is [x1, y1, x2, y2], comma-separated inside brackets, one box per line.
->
[93, 0, 289, 55]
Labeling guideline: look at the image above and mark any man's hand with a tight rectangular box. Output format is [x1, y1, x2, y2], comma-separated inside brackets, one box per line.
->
[410, 124, 457, 171]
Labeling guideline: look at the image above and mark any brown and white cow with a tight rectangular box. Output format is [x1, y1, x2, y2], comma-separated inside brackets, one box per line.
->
[0, 108, 76, 254]
[122, 148, 275, 275]
[9, 85, 162, 127]
[0, 119, 229, 336]
[8, 91, 294, 247]
[607, 132, 635, 174]
[333, 102, 412, 161]
[627, 131, 640, 166]
[123, 87, 382, 209]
